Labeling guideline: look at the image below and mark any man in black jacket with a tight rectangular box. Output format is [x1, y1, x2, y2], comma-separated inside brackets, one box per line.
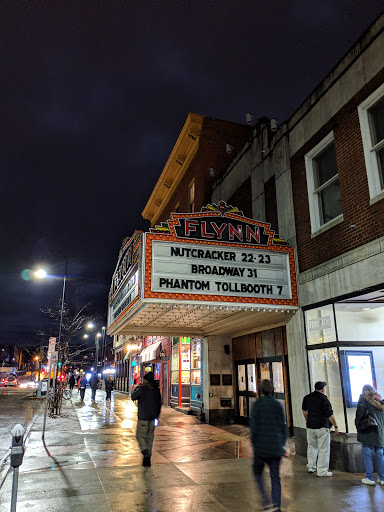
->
[131, 372, 161, 467]
[302, 381, 339, 477]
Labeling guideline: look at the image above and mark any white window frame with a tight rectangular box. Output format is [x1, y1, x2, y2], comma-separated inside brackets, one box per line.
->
[358, 82, 384, 203]
[305, 131, 343, 235]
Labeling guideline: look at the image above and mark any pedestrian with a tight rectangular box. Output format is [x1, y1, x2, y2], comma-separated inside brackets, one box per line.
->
[69, 374, 76, 392]
[355, 384, 384, 486]
[79, 374, 87, 402]
[105, 375, 114, 401]
[302, 381, 339, 477]
[77, 374, 82, 393]
[250, 379, 287, 512]
[131, 371, 161, 467]
[89, 371, 100, 401]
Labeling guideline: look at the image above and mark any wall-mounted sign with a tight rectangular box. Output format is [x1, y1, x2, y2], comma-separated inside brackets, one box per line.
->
[145, 202, 297, 305]
[108, 232, 142, 326]
[151, 241, 291, 300]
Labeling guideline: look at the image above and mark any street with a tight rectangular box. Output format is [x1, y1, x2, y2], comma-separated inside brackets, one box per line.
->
[1, 390, 384, 511]
[0, 387, 41, 462]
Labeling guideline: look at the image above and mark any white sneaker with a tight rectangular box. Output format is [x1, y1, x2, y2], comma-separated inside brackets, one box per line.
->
[362, 478, 375, 485]
[377, 479, 384, 485]
[308, 468, 316, 473]
[318, 471, 333, 477]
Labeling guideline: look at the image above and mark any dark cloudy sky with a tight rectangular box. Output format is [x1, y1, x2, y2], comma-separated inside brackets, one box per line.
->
[1, 1, 383, 346]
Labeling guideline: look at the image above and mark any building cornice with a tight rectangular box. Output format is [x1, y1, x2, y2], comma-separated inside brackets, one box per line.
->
[142, 112, 204, 226]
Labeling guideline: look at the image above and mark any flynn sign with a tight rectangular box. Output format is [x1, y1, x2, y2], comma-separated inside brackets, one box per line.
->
[108, 202, 298, 331]
[145, 202, 297, 305]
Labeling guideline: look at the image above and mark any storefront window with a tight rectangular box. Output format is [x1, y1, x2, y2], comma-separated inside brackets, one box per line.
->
[335, 304, 384, 342]
[340, 346, 384, 433]
[305, 305, 337, 345]
[172, 345, 179, 370]
[191, 370, 201, 385]
[191, 339, 201, 386]
[308, 347, 346, 432]
[181, 343, 190, 371]
[181, 370, 190, 384]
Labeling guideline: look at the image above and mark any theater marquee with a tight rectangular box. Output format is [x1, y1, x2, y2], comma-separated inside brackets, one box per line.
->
[144, 202, 297, 306]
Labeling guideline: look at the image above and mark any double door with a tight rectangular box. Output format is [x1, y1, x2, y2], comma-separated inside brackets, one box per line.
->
[236, 356, 289, 426]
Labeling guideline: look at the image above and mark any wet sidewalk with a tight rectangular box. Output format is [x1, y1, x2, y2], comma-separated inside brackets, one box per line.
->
[1, 390, 384, 511]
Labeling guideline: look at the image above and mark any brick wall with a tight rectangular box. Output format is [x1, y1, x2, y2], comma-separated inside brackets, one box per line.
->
[291, 70, 384, 272]
[155, 118, 250, 225]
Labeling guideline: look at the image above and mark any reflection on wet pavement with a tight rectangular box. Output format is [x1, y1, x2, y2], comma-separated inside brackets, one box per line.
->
[1, 390, 384, 511]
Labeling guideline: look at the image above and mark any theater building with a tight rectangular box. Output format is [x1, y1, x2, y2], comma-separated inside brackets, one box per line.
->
[108, 13, 384, 471]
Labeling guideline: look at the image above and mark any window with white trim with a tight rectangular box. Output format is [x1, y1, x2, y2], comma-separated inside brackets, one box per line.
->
[358, 83, 384, 201]
[305, 132, 343, 233]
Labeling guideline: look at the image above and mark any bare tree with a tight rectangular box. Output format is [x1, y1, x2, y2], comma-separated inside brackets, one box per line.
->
[40, 289, 99, 365]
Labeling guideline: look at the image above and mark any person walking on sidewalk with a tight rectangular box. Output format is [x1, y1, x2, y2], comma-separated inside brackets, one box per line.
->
[89, 371, 100, 401]
[250, 379, 287, 512]
[355, 384, 384, 486]
[131, 371, 161, 467]
[302, 381, 339, 477]
[69, 374, 76, 392]
[105, 375, 114, 401]
[79, 374, 87, 402]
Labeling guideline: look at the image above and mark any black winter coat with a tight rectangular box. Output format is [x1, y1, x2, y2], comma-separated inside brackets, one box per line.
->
[105, 379, 114, 391]
[131, 383, 161, 421]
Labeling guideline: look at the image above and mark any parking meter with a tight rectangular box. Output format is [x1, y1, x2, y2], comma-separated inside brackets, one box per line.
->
[10, 424, 25, 468]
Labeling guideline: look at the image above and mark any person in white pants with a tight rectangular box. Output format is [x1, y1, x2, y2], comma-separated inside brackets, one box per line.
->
[302, 381, 339, 477]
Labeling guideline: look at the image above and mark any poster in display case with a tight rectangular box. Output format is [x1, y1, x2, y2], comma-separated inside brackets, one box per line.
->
[340, 350, 376, 406]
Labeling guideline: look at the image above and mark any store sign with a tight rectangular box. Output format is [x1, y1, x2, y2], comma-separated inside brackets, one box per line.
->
[151, 241, 291, 300]
[145, 202, 297, 305]
[108, 232, 142, 324]
[308, 316, 332, 332]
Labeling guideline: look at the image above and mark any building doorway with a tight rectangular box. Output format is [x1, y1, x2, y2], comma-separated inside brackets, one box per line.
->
[235, 359, 257, 424]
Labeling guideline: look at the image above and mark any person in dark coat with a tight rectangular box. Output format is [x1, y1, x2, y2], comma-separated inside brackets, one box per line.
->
[68, 374, 76, 392]
[131, 372, 161, 467]
[355, 384, 384, 486]
[105, 375, 114, 401]
[250, 379, 287, 512]
[89, 371, 100, 401]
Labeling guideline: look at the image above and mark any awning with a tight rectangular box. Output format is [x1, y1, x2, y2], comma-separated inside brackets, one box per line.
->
[140, 341, 162, 363]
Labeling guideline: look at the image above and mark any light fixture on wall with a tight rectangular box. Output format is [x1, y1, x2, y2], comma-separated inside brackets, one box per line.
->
[160, 350, 166, 358]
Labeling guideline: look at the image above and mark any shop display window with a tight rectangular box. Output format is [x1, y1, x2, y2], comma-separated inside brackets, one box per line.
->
[191, 339, 201, 369]
[171, 371, 179, 385]
[341, 346, 384, 433]
[307, 347, 346, 432]
[305, 304, 337, 345]
[181, 370, 190, 384]
[181, 344, 190, 371]
[172, 346, 179, 371]
[335, 304, 384, 342]
[154, 363, 160, 381]
[191, 370, 201, 385]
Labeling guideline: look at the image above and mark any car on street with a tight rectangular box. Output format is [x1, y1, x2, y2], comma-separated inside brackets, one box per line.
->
[19, 380, 38, 389]
[1, 376, 18, 387]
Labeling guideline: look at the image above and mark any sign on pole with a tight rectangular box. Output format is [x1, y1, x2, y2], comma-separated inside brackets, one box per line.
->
[48, 337, 56, 353]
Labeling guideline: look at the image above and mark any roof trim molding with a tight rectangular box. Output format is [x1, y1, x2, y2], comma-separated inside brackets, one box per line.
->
[141, 113, 204, 226]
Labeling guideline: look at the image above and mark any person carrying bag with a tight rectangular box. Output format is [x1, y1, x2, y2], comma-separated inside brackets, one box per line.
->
[355, 384, 384, 486]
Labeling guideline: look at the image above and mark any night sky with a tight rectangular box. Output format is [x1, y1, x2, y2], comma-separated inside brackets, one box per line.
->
[1, 1, 383, 347]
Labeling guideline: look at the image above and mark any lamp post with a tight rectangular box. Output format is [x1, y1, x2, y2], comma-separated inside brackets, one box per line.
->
[34, 252, 68, 439]
[83, 327, 102, 371]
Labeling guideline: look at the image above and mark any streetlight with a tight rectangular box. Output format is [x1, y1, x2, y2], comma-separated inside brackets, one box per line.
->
[84, 325, 104, 370]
